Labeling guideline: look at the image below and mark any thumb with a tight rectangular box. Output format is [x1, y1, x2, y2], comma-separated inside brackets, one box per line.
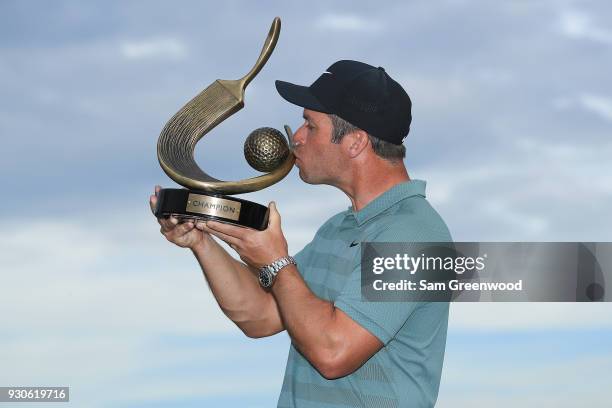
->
[268, 201, 281, 229]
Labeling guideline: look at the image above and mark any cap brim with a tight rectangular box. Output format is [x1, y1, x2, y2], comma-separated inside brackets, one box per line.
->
[275, 80, 332, 113]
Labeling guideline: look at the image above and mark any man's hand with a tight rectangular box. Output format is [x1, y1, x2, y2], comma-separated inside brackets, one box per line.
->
[149, 185, 209, 249]
[201, 201, 288, 268]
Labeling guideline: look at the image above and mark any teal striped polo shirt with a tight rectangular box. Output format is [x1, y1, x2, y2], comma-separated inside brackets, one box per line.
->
[277, 180, 452, 408]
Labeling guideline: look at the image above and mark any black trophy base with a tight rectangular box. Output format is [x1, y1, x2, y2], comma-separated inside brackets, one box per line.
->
[154, 188, 270, 231]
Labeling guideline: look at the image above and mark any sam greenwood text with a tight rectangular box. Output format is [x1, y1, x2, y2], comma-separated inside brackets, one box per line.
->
[372, 279, 523, 292]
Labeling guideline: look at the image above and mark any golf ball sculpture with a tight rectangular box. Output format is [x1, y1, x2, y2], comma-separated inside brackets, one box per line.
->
[244, 127, 290, 172]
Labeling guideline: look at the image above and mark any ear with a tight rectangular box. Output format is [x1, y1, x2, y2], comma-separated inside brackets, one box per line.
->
[343, 129, 370, 159]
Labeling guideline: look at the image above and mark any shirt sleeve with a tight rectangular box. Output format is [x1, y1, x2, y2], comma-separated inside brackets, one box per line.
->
[333, 224, 452, 345]
[334, 262, 419, 345]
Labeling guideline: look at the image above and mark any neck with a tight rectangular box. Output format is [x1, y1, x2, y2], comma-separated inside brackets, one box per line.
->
[336, 159, 410, 212]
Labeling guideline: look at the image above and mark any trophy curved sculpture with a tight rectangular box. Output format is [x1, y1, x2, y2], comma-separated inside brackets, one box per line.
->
[154, 17, 295, 230]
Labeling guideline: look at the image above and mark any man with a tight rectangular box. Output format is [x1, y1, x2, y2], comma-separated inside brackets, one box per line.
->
[150, 60, 452, 407]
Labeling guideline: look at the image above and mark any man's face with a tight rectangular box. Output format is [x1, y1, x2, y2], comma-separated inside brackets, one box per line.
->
[291, 109, 342, 185]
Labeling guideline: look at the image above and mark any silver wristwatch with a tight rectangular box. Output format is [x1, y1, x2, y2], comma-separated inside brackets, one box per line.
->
[259, 256, 297, 288]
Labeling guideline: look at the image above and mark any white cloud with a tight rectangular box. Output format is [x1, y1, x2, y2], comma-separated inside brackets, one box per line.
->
[0, 331, 287, 406]
[421, 133, 612, 241]
[0, 220, 111, 272]
[552, 93, 612, 122]
[560, 9, 612, 44]
[579, 93, 612, 121]
[0, 215, 236, 335]
[315, 14, 383, 33]
[399, 73, 472, 111]
[450, 303, 612, 331]
[439, 352, 612, 407]
[120, 37, 188, 60]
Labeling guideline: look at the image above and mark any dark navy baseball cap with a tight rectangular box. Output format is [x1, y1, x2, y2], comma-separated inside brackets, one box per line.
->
[275, 60, 412, 145]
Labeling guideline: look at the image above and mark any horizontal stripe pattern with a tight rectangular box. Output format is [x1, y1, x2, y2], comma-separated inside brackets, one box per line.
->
[281, 381, 399, 408]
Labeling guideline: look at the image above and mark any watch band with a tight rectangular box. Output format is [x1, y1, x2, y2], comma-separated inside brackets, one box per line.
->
[259, 255, 297, 288]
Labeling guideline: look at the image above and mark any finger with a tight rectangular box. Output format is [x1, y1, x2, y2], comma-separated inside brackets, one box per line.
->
[155, 185, 161, 194]
[159, 215, 178, 232]
[205, 220, 247, 239]
[149, 194, 157, 214]
[268, 201, 281, 229]
[169, 220, 195, 237]
[201, 223, 242, 247]
[159, 221, 172, 234]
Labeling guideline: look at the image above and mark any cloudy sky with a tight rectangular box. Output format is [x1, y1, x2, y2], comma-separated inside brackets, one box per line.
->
[1, 0, 611, 406]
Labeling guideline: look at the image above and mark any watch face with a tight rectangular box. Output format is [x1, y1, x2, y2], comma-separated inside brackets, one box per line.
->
[259, 271, 272, 287]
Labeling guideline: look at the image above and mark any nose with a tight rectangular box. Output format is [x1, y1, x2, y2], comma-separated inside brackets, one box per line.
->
[292, 124, 306, 148]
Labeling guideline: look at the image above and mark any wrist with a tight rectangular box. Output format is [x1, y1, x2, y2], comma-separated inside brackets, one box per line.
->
[258, 255, 296, 288]
[190, 234, 213, 253]
[262, 252, 289, 268]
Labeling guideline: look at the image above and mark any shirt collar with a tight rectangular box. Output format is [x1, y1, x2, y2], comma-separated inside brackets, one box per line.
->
[346, 179, 427, 226]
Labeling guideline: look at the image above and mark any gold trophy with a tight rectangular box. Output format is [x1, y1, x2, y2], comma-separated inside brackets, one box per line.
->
[154, 17, 294, 230]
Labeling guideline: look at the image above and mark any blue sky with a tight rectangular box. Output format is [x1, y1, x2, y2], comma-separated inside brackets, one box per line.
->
[1, 0, 611, 406]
